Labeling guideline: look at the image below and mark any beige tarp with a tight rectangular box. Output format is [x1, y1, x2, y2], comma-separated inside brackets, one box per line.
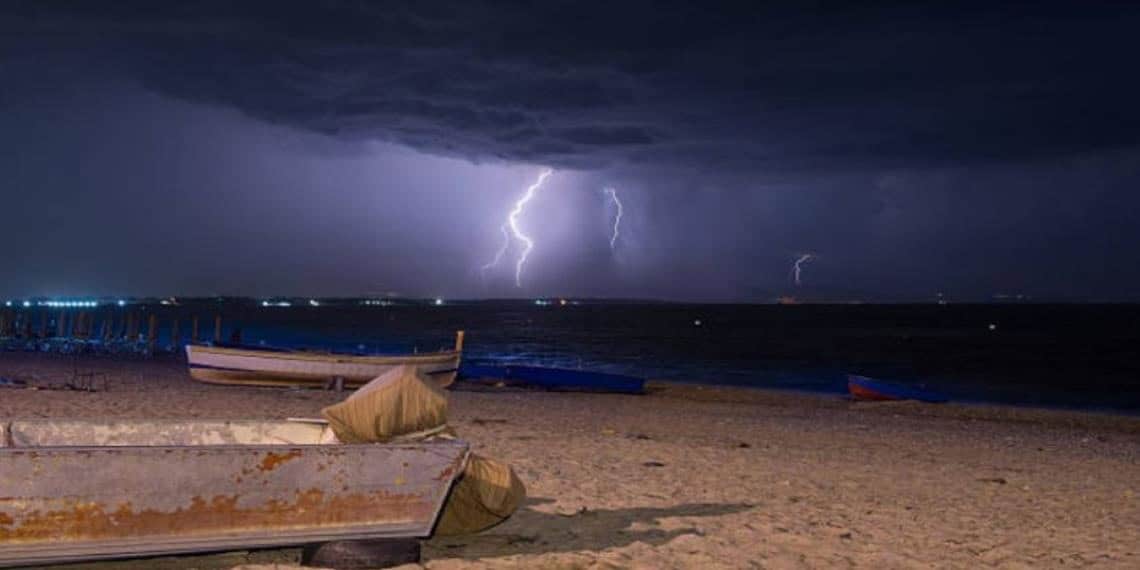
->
[322, 365, 449, 444]
[434, 453, 526, 536]
[321, 365, 525, 535]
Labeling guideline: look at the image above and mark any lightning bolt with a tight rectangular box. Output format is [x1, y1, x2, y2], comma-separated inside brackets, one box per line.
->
[509, 169, 553, 286]
[480, 224, 510, 279]
[482, 169, 554, 287]
[604, 187, 623, 250]
[791, 253, 814, 286]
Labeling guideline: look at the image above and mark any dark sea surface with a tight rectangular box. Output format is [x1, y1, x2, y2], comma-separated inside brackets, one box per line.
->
[9, 301, 1140, 413]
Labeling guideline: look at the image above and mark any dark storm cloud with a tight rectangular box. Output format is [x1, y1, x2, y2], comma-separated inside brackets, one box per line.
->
[4, 1, 1140, 301]
[7, 1, 1139, 173]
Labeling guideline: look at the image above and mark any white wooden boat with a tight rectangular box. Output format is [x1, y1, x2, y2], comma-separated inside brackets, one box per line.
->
[0, 418, 468, 567]
[186, 331, 464, 388]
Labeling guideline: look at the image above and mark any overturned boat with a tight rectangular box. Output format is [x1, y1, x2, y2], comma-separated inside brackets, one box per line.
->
[0, 418, 468, 567]
[847, 374, 948, 403]
[186, 331, 464, 389]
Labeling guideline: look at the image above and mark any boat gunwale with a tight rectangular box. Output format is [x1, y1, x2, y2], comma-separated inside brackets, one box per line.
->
[0, 419, 470, 449]
[187, 344, 461, 365]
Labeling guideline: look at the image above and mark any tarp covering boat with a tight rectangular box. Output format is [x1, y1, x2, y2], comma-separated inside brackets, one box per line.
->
[847, 374, 948, 403]
[321, 365, 450, 444]
[459, 363, 646, 394]
[322, 365, 526, 536]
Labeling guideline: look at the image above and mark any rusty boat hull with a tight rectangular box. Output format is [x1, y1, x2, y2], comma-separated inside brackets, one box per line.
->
[0, 419, 468, 567]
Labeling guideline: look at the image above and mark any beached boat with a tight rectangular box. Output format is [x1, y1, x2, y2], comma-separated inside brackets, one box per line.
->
[0, 418, 468, 567]
[847, 374, 948, 403]
[459, 362, 646, 394]
[186, 331, 464, 388]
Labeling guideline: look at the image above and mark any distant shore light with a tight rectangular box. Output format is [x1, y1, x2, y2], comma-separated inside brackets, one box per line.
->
[434, 298, 444, 306]
[39, 300, 98, 308]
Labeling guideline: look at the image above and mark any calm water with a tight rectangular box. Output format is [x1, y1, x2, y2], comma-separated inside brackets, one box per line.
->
[10, 301, 1140, 412]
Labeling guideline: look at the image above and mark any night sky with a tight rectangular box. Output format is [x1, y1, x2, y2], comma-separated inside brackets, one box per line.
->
[2, 2, 1139, 301]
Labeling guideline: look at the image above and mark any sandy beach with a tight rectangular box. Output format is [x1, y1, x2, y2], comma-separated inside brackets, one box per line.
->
[2, 352, 1138, 569]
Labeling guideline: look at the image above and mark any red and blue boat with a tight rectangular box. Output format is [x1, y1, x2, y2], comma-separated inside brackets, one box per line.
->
[847, 374, 948, 403]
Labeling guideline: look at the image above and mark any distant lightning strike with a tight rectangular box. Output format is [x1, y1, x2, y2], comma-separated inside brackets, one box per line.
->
[508, 169, 553, 286]
[604, 187, 623, 250]
[480, 225, 511, 279]
[482, 169, 554, 287]
[792, 254, 814, 286]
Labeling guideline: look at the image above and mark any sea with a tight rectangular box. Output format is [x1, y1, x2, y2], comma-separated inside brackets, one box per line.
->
[10, 300, 1140, 413]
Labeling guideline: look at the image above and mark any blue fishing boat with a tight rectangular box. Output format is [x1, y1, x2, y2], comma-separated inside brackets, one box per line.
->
[847, 374, 948, 403]
[459, 363, 646, 394]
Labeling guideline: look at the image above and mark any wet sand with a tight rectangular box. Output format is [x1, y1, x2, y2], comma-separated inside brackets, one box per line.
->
[2, 353, 1138, 569]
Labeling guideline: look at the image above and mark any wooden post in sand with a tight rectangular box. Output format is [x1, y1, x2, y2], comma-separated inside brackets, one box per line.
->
[213, 315, 222, 344]
[146, 314, 157, 355]
[454, 330, 466, 353]
[171, 317, 181, 349]
[39, 311, 49, 339]
[102, 312, 113, 342]
[56, 311, 67, 338]
[74, 312, 86, 339]
[191, 315, 200, 344]
[127, 312, 139, 341]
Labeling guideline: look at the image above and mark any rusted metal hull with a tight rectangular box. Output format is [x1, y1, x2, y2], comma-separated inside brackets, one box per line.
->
[0, 420, 468, 567]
